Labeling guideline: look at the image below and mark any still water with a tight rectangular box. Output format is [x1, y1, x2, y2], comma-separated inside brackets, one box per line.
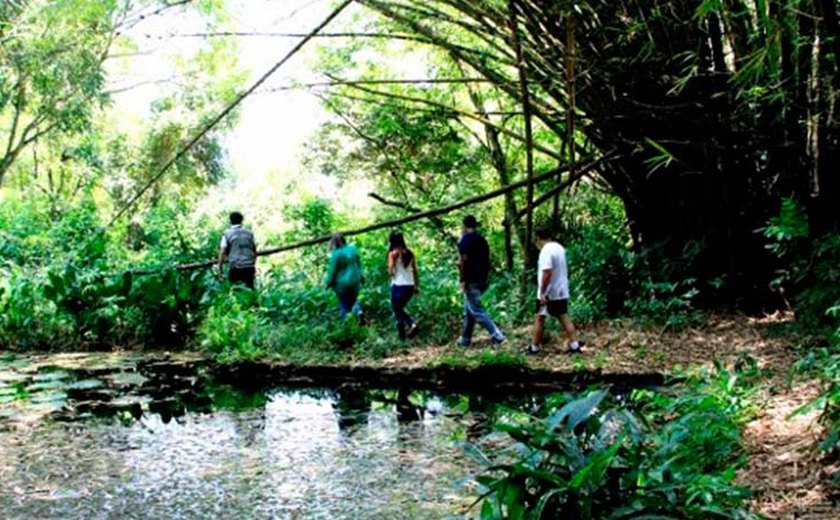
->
[0, 353, 534, 519]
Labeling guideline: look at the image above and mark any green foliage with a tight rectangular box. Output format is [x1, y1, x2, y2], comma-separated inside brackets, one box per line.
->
[764, 202, 840, 476]
[470, 369, 754, 519]
[626, 241, 703, 330]
[198, 289, 267, 362]
[286, 196, 337, 238]
[0, 191, 223, 350]
[764, 198, 810, 256]
[434, 348, 527, 370]
[0, 0, 115, 182]
[795, 307, 840, 472]
[538, 186, 632, 323]
[0, 264, 77, 349]
[763, 199, 840, 330]
[193, 226, 481, 363]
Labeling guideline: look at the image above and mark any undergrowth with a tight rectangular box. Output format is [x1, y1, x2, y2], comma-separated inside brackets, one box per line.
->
[469, 366, 757, 519]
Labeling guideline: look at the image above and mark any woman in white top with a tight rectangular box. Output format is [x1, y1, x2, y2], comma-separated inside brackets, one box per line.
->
[388, 232, 419, 340]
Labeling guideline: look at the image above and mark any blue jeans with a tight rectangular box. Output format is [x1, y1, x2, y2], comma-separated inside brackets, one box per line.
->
[337, 290, 363, 320]
[391, 285, 415, 338]
[461, 284, 504, 344]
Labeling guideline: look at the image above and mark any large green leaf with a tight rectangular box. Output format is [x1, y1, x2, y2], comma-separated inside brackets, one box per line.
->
[548, 389, 609, 432]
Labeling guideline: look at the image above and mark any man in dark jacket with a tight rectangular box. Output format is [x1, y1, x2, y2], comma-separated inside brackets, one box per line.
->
[457, 215, 505, 346]
[218, 211, 257, 289]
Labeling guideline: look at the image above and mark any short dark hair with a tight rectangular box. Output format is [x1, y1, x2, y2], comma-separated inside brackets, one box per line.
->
[230, 211, 244, 225]
[462, 215, 479, 228]
[536, 227, 552, 240]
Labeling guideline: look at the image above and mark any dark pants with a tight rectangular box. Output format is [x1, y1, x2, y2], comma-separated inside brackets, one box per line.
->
[337, 289, 363, 320]
[391, 285, 415, 339]
[229, 267, 255, 289]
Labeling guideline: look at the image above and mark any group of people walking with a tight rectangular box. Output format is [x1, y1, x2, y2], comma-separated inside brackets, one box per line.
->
[218, 212, 581, 354]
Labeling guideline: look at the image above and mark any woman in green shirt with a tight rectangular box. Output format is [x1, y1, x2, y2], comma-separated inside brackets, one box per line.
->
[325, 234, 365, 322]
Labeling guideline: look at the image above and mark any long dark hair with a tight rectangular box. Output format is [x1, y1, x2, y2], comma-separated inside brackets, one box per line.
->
[328, 233, 346, 252]
[389, 232, 414, 268]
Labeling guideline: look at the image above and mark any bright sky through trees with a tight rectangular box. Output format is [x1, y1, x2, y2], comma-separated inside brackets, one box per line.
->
[109, 0, 333, 187]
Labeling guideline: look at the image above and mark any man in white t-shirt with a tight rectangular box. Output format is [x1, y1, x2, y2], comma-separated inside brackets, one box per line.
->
[526, 227, 581, 354]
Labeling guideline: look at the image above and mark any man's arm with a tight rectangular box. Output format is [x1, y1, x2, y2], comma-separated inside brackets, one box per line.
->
[539, 268, 553, 304]
[218, 235, 227, 272]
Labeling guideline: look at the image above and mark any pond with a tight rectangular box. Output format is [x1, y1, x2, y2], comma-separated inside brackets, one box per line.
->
[0, 352, 569, 519]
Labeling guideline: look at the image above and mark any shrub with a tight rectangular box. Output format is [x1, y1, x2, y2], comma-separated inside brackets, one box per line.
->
[469, 369, 753, 519]
[796, 306, 840, 472]
[197, 288, 267, 362]
[763, 198, 840, 331]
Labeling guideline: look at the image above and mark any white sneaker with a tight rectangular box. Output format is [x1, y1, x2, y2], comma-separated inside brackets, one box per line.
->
[524, 344, 541, 355]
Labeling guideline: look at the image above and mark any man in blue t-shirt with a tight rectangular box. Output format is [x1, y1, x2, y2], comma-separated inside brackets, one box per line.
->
[457, 215, 505, 347]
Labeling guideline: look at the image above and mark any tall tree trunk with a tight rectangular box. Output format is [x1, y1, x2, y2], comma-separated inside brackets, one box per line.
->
[812, 0, 840, 235]
[553, 5, 576, 232]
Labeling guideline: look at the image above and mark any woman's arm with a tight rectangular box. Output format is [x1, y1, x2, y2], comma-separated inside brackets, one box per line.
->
[325, 251, 338, 288]
[387, 250, 397, 277]
[412, 256, 419, 293]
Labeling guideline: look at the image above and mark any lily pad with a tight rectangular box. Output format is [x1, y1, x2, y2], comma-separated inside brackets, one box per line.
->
[66, 379, 105, 391]
[29, 391, 68, 405]
[106, 372, 148, 387]
[32, 370, 72, 382]
[26, 380, 69, 393]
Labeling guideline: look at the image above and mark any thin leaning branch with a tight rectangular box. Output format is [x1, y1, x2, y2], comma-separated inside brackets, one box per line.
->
[325, 75, 564, 161]
[262, 77, 493, 93]
[146, 31, 496, 60]
[356, 0, 565, 136]
[105, 0, 354, 228]
[368, 192, 459, 246]
[130, 154, 615, 275]
[319, 89, 522, 117]
[514, 167, 589, 220]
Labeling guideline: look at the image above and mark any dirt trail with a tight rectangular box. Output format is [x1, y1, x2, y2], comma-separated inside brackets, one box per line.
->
[740, 380, 838, 519]
[380, 313, 796, 375]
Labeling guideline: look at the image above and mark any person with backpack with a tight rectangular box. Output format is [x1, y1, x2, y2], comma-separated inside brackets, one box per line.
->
[325, 233, 366, 323]
[217, 211, 257, 289]
[387, 231, 419, 340]
[457, 215, 505, 347]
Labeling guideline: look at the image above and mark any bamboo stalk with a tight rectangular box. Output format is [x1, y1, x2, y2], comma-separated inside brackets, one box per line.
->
[508, 0, 535, 300]
[559, 3, 577, 228]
